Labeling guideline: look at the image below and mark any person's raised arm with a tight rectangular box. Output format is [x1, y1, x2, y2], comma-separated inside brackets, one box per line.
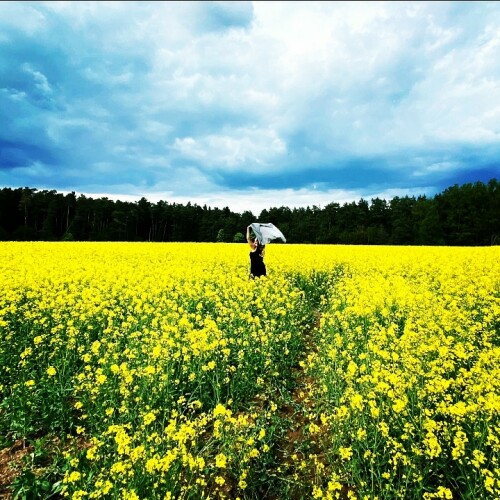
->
[246, 225, 253, 248]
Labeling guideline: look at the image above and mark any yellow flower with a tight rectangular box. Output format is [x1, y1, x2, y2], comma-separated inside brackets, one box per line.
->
[309, 423, 321, 434]
[213, 403, 227, 417]
[328, 480, 342, 492]
[47, 366, 56, 377]
[312, 485, 323, 498]
[65, 470, 81, 483]
[471, 449, 486, 468]
[356, 428, 367, 441]
[86, 446, 98, 460]
[452, 430, 468, 459]
[215, 453, 227, 468]
[393, 398, 406, 413]
[424, 433, 442, 459]
[121, 490, 140, 500]
[143, 412, 156, 426]
[339, 447, 353, 460]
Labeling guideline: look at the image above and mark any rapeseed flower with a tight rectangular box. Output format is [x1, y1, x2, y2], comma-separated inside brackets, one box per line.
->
[2, 242, 499, 499]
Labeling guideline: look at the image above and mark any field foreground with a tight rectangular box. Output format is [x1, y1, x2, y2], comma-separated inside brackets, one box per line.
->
[0, 242, 499, 499]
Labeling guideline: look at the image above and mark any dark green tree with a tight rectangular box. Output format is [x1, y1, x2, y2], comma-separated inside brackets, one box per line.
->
[390, 196, 416, 244]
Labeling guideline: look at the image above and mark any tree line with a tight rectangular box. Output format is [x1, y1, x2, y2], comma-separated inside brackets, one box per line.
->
[0, 178, 498, 245]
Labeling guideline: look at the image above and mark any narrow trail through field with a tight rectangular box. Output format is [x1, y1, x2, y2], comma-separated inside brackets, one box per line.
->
[0, 440, 32, 498]
[271, 309, 331, 499]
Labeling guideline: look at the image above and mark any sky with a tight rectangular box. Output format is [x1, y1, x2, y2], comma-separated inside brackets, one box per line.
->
[1, 1, 499, 214]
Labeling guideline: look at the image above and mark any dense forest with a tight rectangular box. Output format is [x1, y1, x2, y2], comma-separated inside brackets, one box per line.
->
[0, 178, 498, 245]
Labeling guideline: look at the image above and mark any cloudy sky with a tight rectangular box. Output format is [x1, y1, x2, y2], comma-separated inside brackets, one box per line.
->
[1, 1, 499, 214]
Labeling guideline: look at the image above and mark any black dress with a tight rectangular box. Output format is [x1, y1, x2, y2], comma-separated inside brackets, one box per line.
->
[249, 249, 266, 278]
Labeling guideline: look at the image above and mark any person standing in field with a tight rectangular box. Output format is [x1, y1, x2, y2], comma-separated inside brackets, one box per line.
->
[246, 225, 266, 278]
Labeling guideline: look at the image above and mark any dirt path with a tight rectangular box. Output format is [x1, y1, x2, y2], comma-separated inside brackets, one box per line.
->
[0, 440, 33, 499]
[272, 310, 327, 499]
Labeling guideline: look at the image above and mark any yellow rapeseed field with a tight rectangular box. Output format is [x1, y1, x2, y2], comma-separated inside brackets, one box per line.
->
[0, 242, 499, 499]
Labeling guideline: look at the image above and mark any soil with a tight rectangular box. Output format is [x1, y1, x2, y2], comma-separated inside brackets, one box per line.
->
[0, 440, 33, 499]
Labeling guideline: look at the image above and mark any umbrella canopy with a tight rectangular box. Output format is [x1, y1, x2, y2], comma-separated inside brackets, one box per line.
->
[250, 222, 286, 244]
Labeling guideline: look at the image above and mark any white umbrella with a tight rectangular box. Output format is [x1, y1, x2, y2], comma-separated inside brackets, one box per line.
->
[250, 222, 286, 244]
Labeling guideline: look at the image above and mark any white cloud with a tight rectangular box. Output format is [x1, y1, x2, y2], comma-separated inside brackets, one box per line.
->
[171, 128, 286, 170]
[0, 2, 48, 34]
[22, 63, 53, 95]
[12, 161, 52, 178]
[67, 183, 437, 216]
[412, 161, 460, 177]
